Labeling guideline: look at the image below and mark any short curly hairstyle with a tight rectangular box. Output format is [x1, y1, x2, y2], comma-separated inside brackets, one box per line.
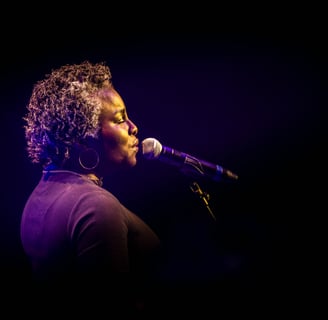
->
[23, 60, 113, 166]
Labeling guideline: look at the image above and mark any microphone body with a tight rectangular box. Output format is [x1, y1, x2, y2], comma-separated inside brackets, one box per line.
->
[141, 138, 238, 182]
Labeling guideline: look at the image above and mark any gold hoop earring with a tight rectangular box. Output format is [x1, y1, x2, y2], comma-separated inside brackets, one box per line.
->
[78, 148, 99, 170]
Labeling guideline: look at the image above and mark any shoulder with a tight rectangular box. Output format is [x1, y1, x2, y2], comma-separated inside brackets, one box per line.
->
[69, 185, 129, 227]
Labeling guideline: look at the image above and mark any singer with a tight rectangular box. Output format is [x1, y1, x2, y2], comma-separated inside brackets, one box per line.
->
[20, 61, 161, 315]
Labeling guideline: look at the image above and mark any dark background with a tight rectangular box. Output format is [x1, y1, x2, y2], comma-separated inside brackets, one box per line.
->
[0, 8, 325, 314]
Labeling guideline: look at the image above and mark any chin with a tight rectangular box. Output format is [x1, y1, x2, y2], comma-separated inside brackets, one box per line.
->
[129, 159, 137, 167]
[122, 157, 137, 169]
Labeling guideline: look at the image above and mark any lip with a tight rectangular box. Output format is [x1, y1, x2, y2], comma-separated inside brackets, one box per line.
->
[132, 139, 139, 148]
[132, 139, 139, 151]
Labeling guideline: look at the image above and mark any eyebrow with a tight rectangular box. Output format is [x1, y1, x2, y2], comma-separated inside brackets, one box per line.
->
[110, 108, 127, 122]
[112, 107, 124, 115]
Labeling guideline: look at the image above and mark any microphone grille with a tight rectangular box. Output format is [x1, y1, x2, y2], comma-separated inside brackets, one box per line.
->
[141, 138, 162, 159]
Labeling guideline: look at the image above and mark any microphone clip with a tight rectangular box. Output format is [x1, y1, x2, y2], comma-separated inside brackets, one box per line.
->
[189, 181, 216, 222]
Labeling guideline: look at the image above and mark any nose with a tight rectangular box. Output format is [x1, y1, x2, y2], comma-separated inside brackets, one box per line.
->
[129, 119, 138, 136]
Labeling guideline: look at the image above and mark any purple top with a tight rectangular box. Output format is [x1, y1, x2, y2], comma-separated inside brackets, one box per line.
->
[20, 170, 160, 288]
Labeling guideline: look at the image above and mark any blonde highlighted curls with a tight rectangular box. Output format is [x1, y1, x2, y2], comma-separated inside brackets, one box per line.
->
[23, 61, 112, 166]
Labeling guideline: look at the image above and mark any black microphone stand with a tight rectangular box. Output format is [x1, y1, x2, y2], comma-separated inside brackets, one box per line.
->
[189, 181, 216, 222]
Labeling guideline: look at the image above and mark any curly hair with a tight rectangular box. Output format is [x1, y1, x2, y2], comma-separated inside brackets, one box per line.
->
[23, 60, 113, 166]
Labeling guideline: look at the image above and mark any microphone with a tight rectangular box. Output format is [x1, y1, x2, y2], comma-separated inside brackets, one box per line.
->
[141, 137, 238, 182]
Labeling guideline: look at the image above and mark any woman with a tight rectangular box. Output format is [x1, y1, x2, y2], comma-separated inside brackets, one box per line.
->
[20, 61, 161, 313]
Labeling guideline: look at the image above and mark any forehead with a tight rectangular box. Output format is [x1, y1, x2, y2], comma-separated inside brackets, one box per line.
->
[99, 88, 123, 105]
[99, 88, 125, 116]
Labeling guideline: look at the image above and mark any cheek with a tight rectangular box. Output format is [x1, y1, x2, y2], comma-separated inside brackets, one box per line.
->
[101, 128, 129, 151]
